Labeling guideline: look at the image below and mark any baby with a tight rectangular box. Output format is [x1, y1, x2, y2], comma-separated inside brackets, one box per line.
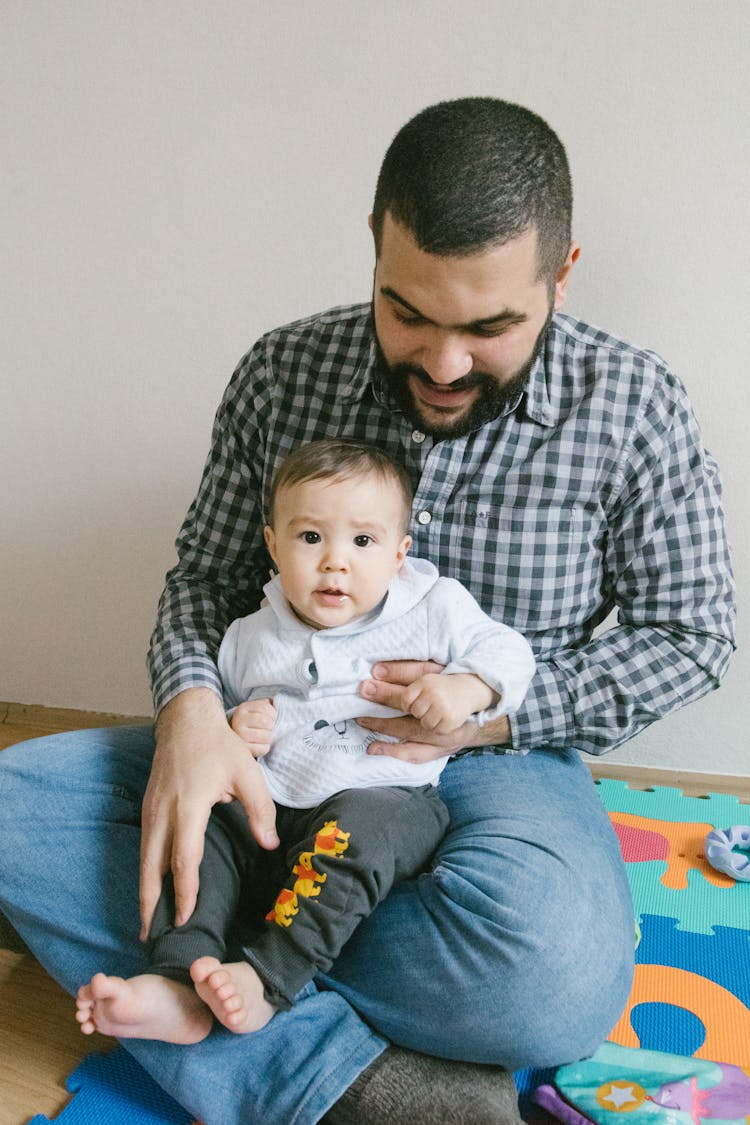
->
[76, 440, 535, 1043]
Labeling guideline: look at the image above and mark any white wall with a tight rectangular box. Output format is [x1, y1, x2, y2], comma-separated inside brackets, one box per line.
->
[3, 1, 747, 773]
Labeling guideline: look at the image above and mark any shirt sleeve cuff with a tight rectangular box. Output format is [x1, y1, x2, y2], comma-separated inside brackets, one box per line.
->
[151, 658, 225, 717]
[507, 664, 574, 752]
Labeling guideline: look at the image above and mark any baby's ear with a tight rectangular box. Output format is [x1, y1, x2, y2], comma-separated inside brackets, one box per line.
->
[264, 525, 278, 565]
[396, 535, 412, 569]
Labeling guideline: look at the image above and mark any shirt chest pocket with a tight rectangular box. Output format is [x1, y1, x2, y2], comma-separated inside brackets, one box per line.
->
[454, 501, 602, 633]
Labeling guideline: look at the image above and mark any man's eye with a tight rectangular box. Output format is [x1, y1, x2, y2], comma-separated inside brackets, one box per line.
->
[302, 531, 320, 544]
[394, 311, 424, 327]
[353, 535, 372, 547]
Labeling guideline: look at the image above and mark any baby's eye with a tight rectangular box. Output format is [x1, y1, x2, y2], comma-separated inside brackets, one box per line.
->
[353, 535, 373, 547]
[302, 531, 321, 544]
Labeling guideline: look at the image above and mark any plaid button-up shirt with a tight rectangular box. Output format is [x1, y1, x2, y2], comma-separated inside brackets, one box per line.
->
[148, 305, 735, 755]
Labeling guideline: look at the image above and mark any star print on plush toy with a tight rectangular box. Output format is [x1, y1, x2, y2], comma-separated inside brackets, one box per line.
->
[596, 1080, 647, 1111]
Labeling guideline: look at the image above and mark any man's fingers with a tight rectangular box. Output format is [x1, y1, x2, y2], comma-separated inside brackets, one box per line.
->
[362, 663, 446, 707]
[360, 713, 474, 759]
[360, 677, 407, 709]
[371, 659, 445, 686]
[358, 714, 423, 739]
[235, 763, 280, 851]
[139, 819, 172, 940]
[169, 809, 210, 927]
[367, 740, 442, 764]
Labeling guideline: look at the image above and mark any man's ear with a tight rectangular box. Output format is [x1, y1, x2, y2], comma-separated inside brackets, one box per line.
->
[368, 213, 378, 276]
[553, 241, 581, 311]
[264, 525, 278, 566]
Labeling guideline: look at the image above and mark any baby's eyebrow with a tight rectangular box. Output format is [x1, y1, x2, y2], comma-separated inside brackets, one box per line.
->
[350, 520, 388, 535]
[286, 516, 389, 536]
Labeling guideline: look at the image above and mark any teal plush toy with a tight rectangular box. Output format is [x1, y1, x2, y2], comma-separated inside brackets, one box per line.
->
[533, 1041, 750, 1124]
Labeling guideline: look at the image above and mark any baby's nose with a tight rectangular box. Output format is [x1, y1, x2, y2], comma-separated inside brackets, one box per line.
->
[322, 550, 348, 572]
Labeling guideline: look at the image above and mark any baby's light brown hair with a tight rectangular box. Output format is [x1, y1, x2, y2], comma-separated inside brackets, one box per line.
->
[268, 440, 414, 533]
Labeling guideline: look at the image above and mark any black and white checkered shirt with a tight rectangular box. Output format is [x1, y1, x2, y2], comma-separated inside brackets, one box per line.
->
[148, 305, 735, 755]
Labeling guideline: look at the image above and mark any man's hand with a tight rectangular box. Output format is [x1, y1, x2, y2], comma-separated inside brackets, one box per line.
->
[140, 688, 279, 940]
[359, 660, 511, 763]
[230, 698, 276, 757]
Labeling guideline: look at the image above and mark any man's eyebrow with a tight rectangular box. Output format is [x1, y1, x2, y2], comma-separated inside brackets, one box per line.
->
[379, 285, 528, 331]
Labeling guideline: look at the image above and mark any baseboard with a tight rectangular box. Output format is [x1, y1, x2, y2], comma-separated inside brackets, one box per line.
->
[2, 701, 748, 802]
[586, 759, 750, 801]
[0, 701, 151, 732]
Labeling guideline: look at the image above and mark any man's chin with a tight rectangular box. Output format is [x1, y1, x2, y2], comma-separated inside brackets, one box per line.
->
[410, 406, 476, 440]
[396, 389, 506, 440]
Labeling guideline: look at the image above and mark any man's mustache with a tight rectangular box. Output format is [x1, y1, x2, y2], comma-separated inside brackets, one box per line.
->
[393, 365, 494, 392]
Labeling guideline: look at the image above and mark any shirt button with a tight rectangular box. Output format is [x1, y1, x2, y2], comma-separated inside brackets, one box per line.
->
[417, 510, 432, 525]
[411, 430, 426, 444]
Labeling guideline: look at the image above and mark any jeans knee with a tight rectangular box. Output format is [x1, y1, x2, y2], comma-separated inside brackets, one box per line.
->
[409, 859, 634, 1067]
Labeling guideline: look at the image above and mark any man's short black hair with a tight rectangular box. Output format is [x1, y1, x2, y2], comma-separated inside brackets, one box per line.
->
[372, 97, 572, 285]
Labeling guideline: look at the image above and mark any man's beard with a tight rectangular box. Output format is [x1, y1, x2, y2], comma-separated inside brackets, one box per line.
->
[373, 307, 553, 440]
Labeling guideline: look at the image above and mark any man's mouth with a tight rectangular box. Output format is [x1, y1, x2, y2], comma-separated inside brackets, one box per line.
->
[409, 373, 479, 410]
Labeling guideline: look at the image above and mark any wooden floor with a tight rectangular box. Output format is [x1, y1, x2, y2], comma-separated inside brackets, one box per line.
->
[0, 946, 111, 1125]
[0, 711, 135, 1125]
[0, 704, 747, 1124]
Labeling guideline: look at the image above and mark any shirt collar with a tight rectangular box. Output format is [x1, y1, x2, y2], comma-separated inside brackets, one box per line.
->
[335, 310, 382, 406]
[522, 334, 556, 428]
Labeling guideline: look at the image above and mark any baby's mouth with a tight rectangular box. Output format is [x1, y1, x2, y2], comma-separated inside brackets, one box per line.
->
[315, 587, 349, 603]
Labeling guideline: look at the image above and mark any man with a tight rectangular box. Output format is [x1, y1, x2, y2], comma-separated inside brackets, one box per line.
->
[0, 98, 735, 1125]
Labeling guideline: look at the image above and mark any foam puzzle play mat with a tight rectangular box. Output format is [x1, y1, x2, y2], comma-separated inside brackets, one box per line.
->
[519, 780, 750, 1123]
[28, 781, 750, 1125]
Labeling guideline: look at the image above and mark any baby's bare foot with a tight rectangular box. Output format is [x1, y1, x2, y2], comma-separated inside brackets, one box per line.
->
[75, 972, 212, 1044]
[191, 956, 277, 1033]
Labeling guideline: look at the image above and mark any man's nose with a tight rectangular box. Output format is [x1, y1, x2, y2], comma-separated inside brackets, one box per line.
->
[420, 333, 473, 384]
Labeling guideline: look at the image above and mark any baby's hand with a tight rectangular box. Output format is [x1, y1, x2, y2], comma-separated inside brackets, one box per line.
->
[230, 698, 276, 758]
[401, 673, 498, 735]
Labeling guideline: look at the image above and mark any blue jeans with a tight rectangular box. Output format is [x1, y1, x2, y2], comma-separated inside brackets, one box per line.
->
[0, 727, 633, 1125]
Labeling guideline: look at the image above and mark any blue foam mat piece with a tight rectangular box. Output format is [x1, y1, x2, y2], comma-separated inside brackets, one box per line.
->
[28, 1048, 195, 1125]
